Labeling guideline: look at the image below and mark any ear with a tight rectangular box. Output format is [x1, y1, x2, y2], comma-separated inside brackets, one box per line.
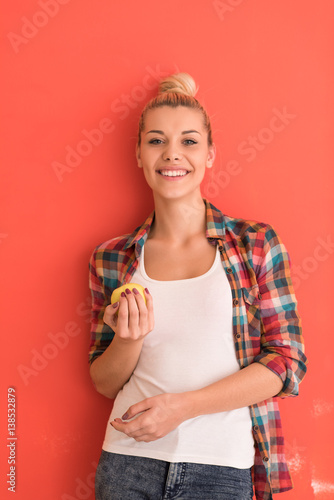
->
[136, 144, 142, 168]
[206, 143, 216, 169]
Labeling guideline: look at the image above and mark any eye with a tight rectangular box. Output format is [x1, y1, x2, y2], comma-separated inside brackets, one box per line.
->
[183, 139, 198, 145]
[148, 138, 164, 145]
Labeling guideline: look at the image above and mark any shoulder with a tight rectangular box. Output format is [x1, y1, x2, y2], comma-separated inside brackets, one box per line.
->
[88, 210, 154, 279]
[224, 214, 282, 247]
[224, 213, 272, 236]
[205, 198, 284, 257]
[89, 232, 134, 267]
[225, 213, 286, 252]
[207, 201, 286, 263]
[207, 200, 277, 241]
[92, 232, 133, 254]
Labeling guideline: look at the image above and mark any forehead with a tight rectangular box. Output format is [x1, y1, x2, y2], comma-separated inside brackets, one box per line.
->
[143, 106, 205, 132]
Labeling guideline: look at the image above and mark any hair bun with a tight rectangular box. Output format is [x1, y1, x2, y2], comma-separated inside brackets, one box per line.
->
[158, 73, 198, 97]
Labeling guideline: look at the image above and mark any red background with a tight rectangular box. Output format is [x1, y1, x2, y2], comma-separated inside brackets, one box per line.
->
[1, 1, 334, 498]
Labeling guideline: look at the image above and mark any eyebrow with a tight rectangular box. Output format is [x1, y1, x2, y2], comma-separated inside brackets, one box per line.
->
[145, 129, 201, 135]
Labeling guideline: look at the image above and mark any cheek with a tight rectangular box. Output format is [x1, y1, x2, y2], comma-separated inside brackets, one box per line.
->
[191, 153, 209, 171]
[141, 149, 159, 167]
[141, 166, 156, 188]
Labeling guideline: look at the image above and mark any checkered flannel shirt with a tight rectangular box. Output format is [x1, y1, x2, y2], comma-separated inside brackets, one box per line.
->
[88, 198, 307, 500]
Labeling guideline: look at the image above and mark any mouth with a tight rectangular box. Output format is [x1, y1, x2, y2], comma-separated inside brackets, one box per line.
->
[157, 169, 190, 178]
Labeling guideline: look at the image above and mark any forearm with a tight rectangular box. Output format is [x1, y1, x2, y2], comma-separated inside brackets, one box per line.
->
[184, 362, 283, 419]
[111, 363, 284, 442]
[90, 337, 143, 399]
[90, 286, 154, 399]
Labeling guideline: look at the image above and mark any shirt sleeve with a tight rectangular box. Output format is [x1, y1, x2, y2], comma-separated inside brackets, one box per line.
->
[88, 247, 115, 365]
[253, 225, 308, 397]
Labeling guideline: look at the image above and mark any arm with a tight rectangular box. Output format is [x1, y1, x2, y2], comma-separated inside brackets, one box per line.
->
[252, 224, 307, 397]
[90, 288, 154, 398]
[111, 360, 282, 442]
[88, 249, 154, 399]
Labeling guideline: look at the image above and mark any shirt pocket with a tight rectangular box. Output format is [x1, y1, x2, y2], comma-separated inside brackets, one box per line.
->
[241, 285, 262, 339]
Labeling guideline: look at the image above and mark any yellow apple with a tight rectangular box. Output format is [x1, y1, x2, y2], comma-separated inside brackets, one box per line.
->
[110, 283, 147, 305]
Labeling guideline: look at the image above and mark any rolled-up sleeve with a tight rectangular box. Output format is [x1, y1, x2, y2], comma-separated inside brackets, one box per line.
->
[88, 247, 115, 365]
[253, 225, 307, 397]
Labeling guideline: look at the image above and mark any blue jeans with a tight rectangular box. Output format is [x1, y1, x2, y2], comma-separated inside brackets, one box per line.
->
[95, 451, 254, 499]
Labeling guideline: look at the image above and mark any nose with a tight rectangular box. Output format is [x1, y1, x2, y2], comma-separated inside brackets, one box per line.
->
[162, 146, 182, 162]
[162, 152, 182, 161]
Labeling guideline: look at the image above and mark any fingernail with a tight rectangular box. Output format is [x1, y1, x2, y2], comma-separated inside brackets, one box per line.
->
[122, 412, 129, 420]
[121, 292, 126, 298]
[125, 288, 131, 295]
[144, 288, 150, 294]
[133, 288, 139, 295]
[112, 302, 119, 308]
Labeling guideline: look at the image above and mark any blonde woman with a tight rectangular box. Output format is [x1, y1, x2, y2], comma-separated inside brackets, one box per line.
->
[89, 73, 307, 500]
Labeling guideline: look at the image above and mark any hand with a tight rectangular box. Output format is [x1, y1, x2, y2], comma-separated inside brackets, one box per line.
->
[111, 393, 188, 442]
[103, 287, 154, 343]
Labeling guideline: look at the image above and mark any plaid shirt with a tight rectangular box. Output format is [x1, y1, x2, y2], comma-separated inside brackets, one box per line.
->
[88, 198, 307, 500]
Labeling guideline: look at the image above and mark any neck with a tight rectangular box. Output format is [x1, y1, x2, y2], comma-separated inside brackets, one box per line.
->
[149, 192, 207, 244]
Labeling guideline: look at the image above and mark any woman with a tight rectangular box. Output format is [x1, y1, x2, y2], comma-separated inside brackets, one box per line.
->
[88, 73, 307, 500]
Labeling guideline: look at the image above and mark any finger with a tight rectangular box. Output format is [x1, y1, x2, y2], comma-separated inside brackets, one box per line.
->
[125, 288, 141, 329]
[146, 290, 155, 331]
[110, 419, 126, 433]
[132, 287, 147, 311]
[111, 418, 145, 437]
[116, 292, 130, 329]
[134, 434, 155, 443]
[122, 399, 151, 421]
[111, 415, 160, 442]
[116, 422, 160, 443]
[103, 302, 120, 328]
[131, 288, 149, 328]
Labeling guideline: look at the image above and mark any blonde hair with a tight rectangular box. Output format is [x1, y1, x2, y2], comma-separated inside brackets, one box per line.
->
[137, 72, 212, 146]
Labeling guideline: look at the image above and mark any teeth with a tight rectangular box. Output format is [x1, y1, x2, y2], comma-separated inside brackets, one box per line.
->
[159, 170, 188, 177]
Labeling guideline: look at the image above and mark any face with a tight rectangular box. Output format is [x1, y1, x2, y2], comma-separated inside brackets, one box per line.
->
[136, 106, 215, 202]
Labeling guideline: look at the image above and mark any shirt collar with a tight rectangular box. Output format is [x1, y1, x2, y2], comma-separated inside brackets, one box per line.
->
[123, 198, 226, 254]
[204, 198, 226, 241]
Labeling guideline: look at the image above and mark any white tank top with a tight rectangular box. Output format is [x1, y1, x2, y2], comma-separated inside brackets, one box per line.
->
[102, 245, 255, 468]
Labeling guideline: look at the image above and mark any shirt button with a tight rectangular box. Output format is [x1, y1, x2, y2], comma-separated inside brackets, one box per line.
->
[253, 425, 259, 431]
[263, 456, 269, 462]
[226, 268, 233, 274]
[234, 333, 241, 339]
[233, 299, 239, 306]
[218, 245, 223, 252]
[258, 293, 262, 300]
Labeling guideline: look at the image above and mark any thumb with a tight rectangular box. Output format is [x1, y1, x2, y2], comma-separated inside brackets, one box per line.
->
[110, 301, 120, 326]
[122, 400, 150, 420]
[103, 301, 120, 329]
[111, 301, 119, 312]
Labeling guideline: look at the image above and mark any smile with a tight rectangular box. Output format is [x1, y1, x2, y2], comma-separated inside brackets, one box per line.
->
[158, 170, 190, 177]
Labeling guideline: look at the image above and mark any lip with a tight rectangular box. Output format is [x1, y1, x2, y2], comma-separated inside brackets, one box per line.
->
[156, 167, 191, 181]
